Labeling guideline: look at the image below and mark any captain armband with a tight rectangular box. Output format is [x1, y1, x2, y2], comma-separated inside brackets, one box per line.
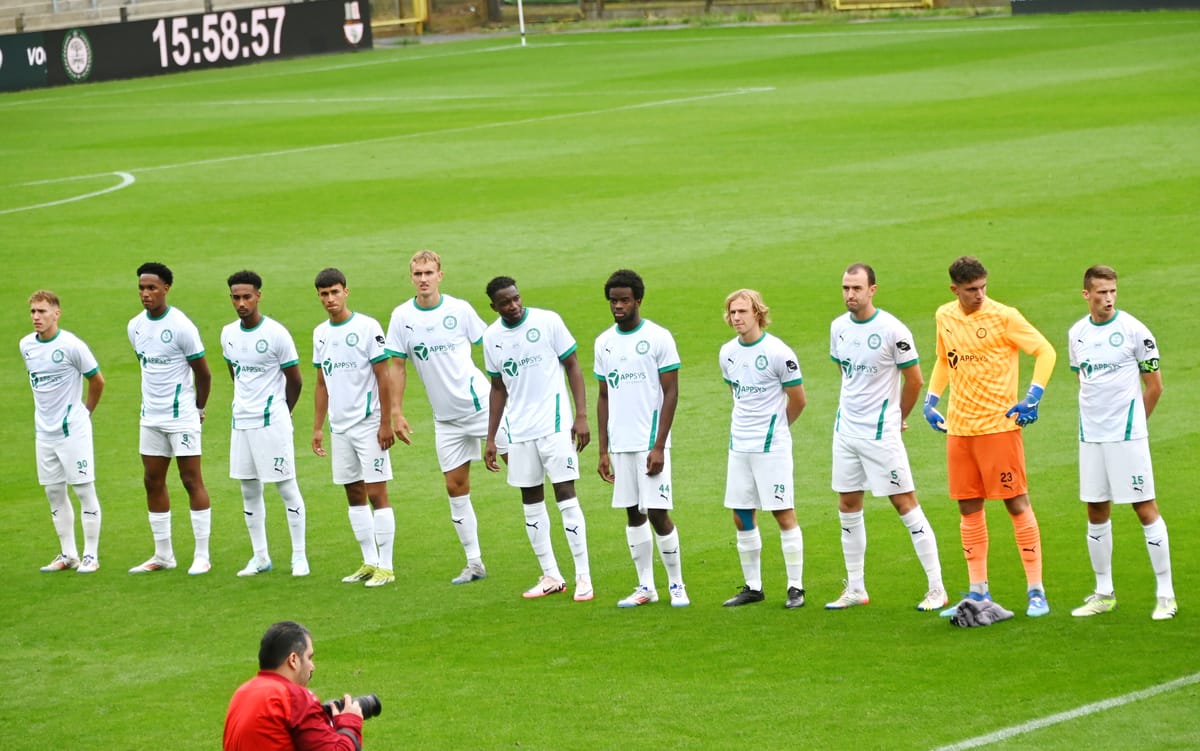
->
[1138, 358, 1160, 373]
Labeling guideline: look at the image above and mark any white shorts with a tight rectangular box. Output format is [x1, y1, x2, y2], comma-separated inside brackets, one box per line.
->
[230, 422, 296, 482]
[1080, 439, 1156, 504]
[506, 432, 579, 488]
[610, 450, 673, 511]
[331, 420, 392, 485]
[724, 450, 794, 511]
[435, 411, 487, 473]
[831, 432, 915, 497]
[140, 425, 202, 458]
[36, 430, 96, 486]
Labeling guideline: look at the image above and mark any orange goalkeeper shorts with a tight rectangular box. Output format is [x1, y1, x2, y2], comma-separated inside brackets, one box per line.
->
[946, 430, 1028, 501]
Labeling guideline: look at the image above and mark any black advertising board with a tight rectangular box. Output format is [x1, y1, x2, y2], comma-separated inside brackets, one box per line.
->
[1, 0, 371, 92]
[0, 32, 50, 91]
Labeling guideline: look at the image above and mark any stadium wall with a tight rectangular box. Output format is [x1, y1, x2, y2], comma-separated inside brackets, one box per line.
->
[0, 0, 372, 92]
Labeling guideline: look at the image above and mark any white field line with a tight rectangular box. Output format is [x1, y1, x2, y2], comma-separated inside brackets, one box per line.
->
[18, 89, 760, 110]
[930, 671, 1200, 751]
[0, 43, 529, 110]
[0, 171, 136, 216]
[3, 16, 1193, 111]
[3, 86, 772, 215]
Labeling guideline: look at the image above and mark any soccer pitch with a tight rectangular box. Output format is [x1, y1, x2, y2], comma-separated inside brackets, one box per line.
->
[2, 11, 1199, 749]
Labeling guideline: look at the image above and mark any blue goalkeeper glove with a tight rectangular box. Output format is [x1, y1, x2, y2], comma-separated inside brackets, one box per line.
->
[1006, 385, 1044, 427]
[923, 394, 946, 433]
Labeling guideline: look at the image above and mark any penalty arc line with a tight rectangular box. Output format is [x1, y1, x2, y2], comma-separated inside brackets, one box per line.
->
[9, 87, 773, 191]
[929, 671, 1200, 751]
[0, 171, 136, 216]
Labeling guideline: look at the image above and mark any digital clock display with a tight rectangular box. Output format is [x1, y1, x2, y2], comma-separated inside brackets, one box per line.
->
[26, 0, 371, 90]
[150, 6, 287, 69]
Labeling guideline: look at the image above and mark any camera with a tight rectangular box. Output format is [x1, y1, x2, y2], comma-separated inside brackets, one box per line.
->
[322, 693, 382, 720]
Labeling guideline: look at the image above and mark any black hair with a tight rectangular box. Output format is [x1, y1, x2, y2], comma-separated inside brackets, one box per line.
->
[486, 276, 517, 301]
[137, 262, 173, 285]
[258, 621, 311, 671]
[227, 270, 263, 290]
[604, 269, 644, 301]
[314, 268, 347, 289]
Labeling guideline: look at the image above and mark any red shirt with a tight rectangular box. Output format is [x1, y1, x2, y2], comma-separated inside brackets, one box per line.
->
[224, 671, 363, 751]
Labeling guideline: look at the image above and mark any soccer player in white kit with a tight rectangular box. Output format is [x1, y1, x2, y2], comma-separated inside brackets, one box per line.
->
[826, 264, 946, 612]
[719, 289, 808, 609]
[482, 276, 593, 602]
[387, 250, 498, 586]
[312, 268, 397, 588]
[127, 262, 215, 576]
[21, 290, 105, 574]
[594, 270, 689, 608]
[1068, 265, 1176, 620]
[222, 271, 310, 578]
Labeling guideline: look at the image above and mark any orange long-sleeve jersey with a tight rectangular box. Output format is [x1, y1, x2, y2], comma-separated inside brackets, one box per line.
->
[927, 297, 1056, 436]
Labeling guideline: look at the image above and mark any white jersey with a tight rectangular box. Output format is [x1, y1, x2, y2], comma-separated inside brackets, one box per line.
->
[385, 294, 489, 422]
[830, 309, 919, 440]
[483, 307, 576, 443]
[222, 316, 300, 430]
[1069, 310, 1158, 443]
[313, 312, 388, 434]
[127, 307, 205, 430]
[593, 319, 680, 453]
[719, 332, 803, 453]
[21, 329, 100, 441]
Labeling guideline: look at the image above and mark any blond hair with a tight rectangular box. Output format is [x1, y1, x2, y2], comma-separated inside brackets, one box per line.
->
[409, 249, 443, 271]
[724, 288, 770, 329]
[28, 290, 61, 308]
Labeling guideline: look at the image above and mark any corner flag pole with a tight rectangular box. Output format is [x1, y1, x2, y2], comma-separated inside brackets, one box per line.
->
[516, 0, 527, 46]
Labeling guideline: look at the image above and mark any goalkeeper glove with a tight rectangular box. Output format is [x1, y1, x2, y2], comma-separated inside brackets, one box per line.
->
[923, 394, 947, 433]
[1006, 385, 1044, 427]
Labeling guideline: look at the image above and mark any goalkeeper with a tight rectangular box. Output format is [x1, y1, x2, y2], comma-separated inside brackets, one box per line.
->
[922, 256, 1056, 619]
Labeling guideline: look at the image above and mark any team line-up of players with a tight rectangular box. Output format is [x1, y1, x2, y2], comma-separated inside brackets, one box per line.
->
[20, 253, 1176, 620]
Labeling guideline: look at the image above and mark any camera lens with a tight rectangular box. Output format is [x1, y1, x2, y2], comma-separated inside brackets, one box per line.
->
[322, 694, 381, 720]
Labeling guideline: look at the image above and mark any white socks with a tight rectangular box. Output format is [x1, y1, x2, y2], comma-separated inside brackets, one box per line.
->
[45, 482, 77, 557]
[74, 482, 101, 559]
[557, 498, 589, 579]
[524, 501, 561, 580]
[627, 522, 654, 589]
[190, 509, 211, 562]
[656, 528, 683, 588]
[348, 505, 378, 567]
[150, 511, 173, 560]
[781, 526, 804, 590]
[373, 507, 395, 572]
[900, 506, 943, 591]
[449, 494, 481, 563]
[276, 479, 307, 560]
[838, 510, 866, 591]
[1143, 517, 1174, 599]
[241, 480, 269, 558]
[1086, 520, 1115, 594]
[736, 528, 763, 591]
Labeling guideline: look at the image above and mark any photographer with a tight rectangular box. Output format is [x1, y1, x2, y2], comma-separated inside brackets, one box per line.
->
[224, 621, 364, 751]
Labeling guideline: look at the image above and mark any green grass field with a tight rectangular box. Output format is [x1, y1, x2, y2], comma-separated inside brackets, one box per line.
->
[2, 11, 1199, 750]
